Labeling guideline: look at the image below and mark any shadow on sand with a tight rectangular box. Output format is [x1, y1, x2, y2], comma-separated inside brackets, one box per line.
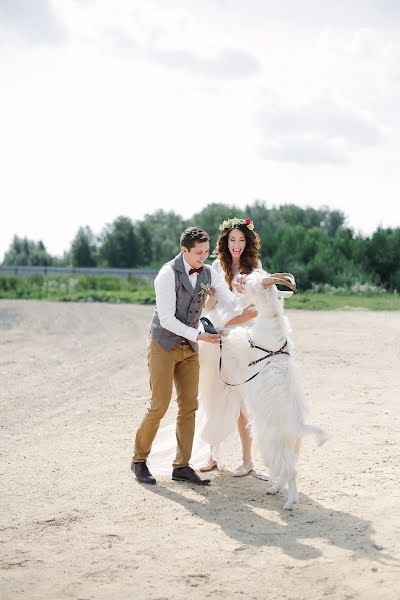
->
[140, 471, 396, 564]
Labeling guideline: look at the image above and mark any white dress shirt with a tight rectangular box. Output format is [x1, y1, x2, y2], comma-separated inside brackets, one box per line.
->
[154, 255, 242, 343]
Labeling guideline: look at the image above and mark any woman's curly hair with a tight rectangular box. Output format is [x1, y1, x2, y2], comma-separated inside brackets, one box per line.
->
[213, 223, 261, 289]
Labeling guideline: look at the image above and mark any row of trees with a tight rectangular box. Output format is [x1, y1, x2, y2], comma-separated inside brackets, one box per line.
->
[3, 202, 400, 290]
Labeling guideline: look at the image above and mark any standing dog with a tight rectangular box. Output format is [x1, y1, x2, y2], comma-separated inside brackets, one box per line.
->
[220, 271, 329, 510]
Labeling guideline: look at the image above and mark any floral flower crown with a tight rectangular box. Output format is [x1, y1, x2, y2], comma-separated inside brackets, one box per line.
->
[219, 217, 254, 231]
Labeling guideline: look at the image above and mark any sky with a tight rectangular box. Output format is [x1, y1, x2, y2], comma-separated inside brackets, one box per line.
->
[1, 0, 400, 260]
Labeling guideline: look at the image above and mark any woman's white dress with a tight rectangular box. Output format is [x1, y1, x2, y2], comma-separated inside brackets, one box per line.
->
[148, 259, 254, 475]
[195, 259, 252, 468]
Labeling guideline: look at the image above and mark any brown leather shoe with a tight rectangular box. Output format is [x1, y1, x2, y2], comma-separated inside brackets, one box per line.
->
[172, 466, 210, 485]
[131, 461, 156, 484]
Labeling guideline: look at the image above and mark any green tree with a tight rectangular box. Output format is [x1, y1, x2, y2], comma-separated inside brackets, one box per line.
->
[190, 203, 242, 250]
[322, 209, 346, 237]
[366, 227, 400, 290]
[99, 216, 141, 268]
[3, 203, 399, 292]
[135, 222, 153, 266]
[140, 210, 185, 265]
[244, 199, 269, 231]
[70, 226, 97, 267]
[2, 236, 54, 266]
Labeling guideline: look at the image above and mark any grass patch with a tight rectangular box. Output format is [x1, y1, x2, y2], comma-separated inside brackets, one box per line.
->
[0, 275, 156, 304]
[287, 291, 400, 310]
[1, 275, 399, 310]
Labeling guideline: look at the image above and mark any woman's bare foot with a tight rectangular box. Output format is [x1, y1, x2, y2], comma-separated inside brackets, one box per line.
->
[233, 460, 253, 477]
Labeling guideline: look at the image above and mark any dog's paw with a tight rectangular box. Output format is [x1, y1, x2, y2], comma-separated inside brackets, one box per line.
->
[267, 483, 280, 495]
[283, 500, 295, 510]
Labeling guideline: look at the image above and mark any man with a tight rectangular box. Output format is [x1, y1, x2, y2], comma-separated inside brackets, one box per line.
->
[131, 226, 251, 485]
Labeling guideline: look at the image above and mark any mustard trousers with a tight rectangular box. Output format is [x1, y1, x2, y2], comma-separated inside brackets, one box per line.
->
[132, 336, 199, 469]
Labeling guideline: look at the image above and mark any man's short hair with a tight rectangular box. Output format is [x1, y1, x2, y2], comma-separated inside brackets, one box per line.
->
[180, 227, 209, 250]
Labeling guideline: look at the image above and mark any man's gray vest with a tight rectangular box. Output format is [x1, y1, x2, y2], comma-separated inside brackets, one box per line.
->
[150, 253, 212, 352]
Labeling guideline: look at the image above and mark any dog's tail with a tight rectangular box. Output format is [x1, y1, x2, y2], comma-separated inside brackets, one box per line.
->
[302, 424, 331, 446]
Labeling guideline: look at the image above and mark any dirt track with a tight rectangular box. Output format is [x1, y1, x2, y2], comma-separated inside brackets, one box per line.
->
[1, 300, 400, 600]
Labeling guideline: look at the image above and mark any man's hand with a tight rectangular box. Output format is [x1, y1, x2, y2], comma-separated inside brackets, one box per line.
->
[197, 332, 220, 344]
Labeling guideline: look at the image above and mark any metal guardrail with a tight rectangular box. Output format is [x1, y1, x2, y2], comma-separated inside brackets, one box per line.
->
[0, 266, 159, 280]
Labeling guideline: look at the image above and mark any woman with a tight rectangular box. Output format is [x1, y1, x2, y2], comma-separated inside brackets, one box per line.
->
[197, 216, 262, 476]
[147, 217, 261, 477]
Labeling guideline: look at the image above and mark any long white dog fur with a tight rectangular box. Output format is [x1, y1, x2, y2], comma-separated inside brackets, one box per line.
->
[220, 270, 329, 510]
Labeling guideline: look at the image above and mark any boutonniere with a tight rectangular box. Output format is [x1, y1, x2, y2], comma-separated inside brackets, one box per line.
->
[199, 282, 211, 303]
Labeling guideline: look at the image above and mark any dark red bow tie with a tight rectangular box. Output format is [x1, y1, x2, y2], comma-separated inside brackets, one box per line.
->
[189, 266, 204, 275]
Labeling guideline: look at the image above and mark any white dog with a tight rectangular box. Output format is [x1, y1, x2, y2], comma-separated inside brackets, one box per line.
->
[220, 270, 329, 510]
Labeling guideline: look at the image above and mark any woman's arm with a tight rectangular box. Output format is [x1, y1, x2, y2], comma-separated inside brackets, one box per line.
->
[224, 304, 257, 327]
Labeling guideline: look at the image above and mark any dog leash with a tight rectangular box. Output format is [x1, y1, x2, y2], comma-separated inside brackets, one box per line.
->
[219, 338, 290, 387]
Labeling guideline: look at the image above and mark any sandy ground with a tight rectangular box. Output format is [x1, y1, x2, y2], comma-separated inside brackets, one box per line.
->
[1, 300, 400, 600]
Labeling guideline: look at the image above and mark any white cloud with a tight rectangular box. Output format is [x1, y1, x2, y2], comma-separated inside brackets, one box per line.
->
[142, 47, 260, 80]
[0, 0, 400, 260]
[257, 94, 383, 165]
[260, 136, 349, 166]
[106, 26, 260, 80]
[170, 0, 400, 30]
[0, 0, 65, 44]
